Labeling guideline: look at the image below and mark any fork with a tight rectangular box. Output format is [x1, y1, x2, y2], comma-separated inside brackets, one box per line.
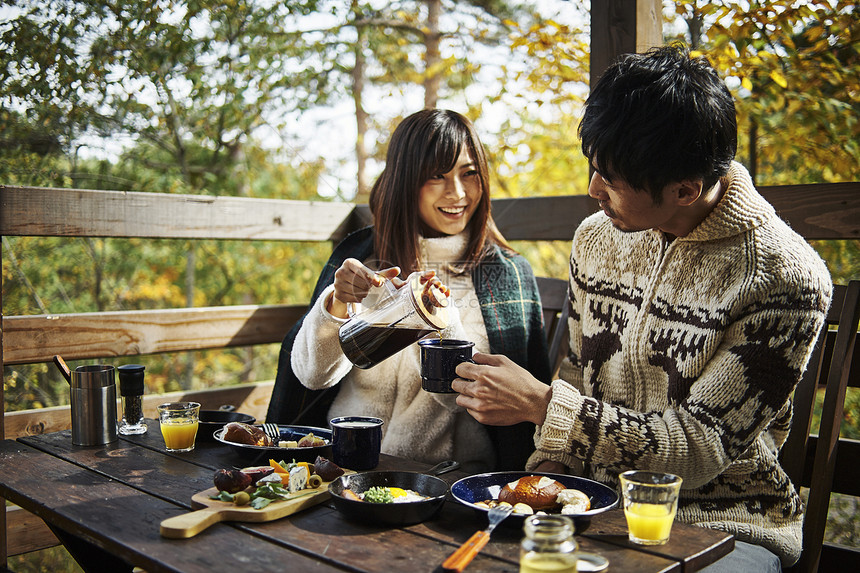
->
[261, 423, 280, 443]
[441, 504, 513, 572]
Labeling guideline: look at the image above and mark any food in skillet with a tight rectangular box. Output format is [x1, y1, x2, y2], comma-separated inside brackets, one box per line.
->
[341, 485, 430, 504]
[475, 475, 592, 516]
[211, 456, 344, 509]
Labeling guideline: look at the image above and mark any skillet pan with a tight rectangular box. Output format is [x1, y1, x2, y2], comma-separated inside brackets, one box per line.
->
[328, 461, 457, 526]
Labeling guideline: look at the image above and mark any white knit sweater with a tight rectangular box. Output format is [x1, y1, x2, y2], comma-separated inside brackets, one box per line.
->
[291, 233, 496, 472]
[526, 162, 832, 566]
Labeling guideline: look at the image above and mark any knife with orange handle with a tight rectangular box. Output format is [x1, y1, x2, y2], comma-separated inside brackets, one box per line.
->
[442, 505, 513, 571]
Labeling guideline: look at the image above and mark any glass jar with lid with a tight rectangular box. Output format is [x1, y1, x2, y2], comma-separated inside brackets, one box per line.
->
[519, 514, 578, 573]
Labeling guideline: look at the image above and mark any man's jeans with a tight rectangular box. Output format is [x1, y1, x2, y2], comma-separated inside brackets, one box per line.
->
[698, 540, 782, 573]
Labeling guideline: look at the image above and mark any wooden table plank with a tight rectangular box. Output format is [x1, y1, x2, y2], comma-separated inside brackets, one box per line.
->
[580, 510, 733, 572]
[0, 441, 348, 573]
[13, 425, 731, 572]
[17, 430, 532, 572]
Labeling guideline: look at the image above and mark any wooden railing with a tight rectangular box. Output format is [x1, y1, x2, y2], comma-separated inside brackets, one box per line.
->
[2, 181, 859, 563]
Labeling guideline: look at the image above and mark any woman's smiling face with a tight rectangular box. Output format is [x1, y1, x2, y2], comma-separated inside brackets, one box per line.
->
[418, 148, 481, 237]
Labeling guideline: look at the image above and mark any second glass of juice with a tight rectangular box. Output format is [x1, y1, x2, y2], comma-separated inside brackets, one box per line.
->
[619, 470, 683, 545]
[157, 401, 200, 452]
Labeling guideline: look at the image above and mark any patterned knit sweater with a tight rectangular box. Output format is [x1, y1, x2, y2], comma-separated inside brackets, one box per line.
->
[526, 162, 832, 566]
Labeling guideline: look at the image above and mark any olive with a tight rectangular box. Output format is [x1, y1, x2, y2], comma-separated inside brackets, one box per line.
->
[233, 491, 251, 506]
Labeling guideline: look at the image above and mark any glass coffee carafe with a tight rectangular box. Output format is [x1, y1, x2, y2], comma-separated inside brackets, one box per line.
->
[338, 271, 449, 369]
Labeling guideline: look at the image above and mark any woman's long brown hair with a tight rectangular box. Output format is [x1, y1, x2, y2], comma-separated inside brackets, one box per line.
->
[368, 109, 511, 275]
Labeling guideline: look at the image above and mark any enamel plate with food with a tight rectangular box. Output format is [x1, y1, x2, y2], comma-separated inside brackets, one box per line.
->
[213, 422, 332, 464]
[451, 472, 618, 533]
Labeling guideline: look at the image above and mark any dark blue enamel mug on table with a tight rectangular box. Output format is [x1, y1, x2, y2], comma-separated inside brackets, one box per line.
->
[329, 416, 384, 470]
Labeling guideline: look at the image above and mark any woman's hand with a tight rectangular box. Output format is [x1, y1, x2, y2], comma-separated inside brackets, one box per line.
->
[452, 352, 552, 426]
[328, 259, 400, 319]
[417, 270, 451, 308]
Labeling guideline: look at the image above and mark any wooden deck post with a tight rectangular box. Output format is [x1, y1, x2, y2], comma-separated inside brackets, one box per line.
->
[590, 0, 663, 86]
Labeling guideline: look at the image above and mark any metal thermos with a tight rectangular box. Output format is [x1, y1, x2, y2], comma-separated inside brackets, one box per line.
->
[70, 364, 118, 446]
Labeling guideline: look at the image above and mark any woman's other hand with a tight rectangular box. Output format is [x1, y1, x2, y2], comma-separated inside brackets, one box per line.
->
[328, 259, 400, 318]
[418, 270, 451, 308]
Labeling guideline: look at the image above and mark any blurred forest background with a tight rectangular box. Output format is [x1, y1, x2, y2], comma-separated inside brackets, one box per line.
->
[1, 0, 858, 569]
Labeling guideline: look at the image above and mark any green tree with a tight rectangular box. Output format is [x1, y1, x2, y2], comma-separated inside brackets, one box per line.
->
[483, 10, 592, 280]
[669, 1, 859, 185]
[667, 1, 860, 286]
[324, 0, 538, 199]
[2, 0, 330, 194]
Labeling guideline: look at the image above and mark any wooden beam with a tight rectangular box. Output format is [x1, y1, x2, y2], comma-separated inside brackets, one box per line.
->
[3, 183, 857, 244]
[759, 182, 860, 240]
[636, 0, 663, 53]
[493, 196, 598, 241]
[6, 505, 59, 557]
[1, 305, 306, 364]
[0, 186, 355, 241]
[3, 381, 275, 440]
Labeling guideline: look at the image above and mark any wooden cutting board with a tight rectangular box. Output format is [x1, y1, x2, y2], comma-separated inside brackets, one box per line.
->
[160, 477, 341, 539]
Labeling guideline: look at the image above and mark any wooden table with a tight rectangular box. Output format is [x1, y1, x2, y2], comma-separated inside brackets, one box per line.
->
[0, 421, 733, 572]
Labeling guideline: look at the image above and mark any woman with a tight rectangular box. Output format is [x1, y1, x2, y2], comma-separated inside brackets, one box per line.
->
[266, 109, 550, 472]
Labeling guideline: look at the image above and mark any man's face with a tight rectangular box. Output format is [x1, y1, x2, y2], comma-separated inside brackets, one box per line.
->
[587, 170, 679, 234]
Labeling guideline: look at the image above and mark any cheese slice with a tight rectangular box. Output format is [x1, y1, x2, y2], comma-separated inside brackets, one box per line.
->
[288, 465, 309, 493]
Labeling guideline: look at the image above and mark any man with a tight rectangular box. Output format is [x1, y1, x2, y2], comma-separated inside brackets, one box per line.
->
[452, 45, 832, 571]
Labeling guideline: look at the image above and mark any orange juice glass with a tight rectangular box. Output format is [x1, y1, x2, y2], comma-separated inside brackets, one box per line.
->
[619, 470, 682, 545]
[157, 402, 200, 452]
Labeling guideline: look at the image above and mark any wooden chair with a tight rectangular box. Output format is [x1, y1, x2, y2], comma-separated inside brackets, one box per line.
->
[536, 276, 570, 377]
[781, 280, 860, 572]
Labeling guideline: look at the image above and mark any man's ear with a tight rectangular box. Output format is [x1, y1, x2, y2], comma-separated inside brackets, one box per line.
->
[674, 179, 704, 207]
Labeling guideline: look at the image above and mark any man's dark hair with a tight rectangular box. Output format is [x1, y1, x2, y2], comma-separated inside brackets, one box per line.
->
[579, 44, 737, 202]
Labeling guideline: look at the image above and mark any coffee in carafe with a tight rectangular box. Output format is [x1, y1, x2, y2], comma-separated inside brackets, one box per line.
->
[338, 272, 448, 369]
[340, 321, 435, 369]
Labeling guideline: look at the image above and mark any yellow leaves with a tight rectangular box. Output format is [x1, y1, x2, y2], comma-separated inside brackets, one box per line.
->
[769, 70, 788, 89]
[741, 76, 753, 91]
[122, 272, 183, 306]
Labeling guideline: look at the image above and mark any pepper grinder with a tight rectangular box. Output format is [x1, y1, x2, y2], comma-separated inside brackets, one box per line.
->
[117, 364, 147, 435]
